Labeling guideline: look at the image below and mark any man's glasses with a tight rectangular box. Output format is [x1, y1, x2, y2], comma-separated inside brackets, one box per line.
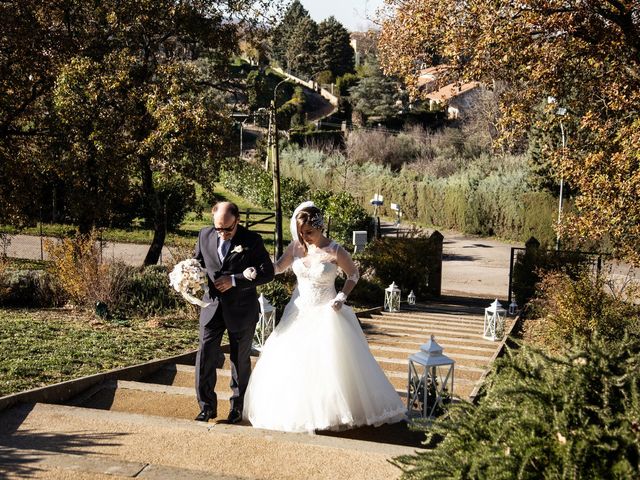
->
[214, 220, 237, 233]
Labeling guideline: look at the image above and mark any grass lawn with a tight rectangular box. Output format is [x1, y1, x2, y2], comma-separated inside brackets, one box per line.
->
[0, 308, 200, 397]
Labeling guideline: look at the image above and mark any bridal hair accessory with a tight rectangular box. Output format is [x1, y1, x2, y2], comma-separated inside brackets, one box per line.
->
[309, 211, 324, 230]
[169, 259, 212, 308]
[290, 200, 316, 241]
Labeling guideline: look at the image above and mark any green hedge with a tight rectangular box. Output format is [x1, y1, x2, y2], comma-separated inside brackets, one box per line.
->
[280, 149, 561, 244]
[219, 159, 369, 245]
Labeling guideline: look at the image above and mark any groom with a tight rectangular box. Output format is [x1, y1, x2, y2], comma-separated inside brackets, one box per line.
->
[193, 201, 274, 423]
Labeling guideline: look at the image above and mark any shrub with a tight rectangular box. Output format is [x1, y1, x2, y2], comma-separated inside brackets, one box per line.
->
[527, 269, 640, 351]
[44, 230, 129, 315]
[336, 73, 359, 96]
[394, 336, 640, 479]
[257, 272, 295, 320]
[311, 190, 370, 245]
[355, 232, 442, 300]
[0, 269, 67, 308]
[118, 265, 180, 317]
[512, 243, 592, 307]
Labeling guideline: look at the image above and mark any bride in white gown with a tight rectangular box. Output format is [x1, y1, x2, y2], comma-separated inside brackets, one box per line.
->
[243, 202, 406, 433]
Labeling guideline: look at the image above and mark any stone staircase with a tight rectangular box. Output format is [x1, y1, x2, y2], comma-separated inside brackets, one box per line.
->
[0, 297, 508, 479]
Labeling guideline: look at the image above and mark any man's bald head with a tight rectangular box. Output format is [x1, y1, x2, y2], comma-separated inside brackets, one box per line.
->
[212, 202, 240, 239]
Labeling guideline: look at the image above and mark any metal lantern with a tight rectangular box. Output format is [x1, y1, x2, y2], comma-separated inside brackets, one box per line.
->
[408, 335, 455, 419]
[508, 300, 518, 316]
[253, 294, 276, 352]
[483, 299, 507, 341]
[384, 281, 401, 312]
[407, 290, 416, 305]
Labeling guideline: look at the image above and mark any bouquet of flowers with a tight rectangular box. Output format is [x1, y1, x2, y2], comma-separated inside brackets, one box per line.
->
[169, 259, 211, 308]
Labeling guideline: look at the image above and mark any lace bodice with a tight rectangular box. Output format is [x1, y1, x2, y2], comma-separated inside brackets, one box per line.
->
[292, 243, 339, 306]
[275, 240, 359, 307]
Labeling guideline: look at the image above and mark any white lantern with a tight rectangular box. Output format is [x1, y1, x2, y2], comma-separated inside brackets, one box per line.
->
[253, 294, 276, 352]
[508, 300, 518, 316]
[407, 290, 416, 305]
[384, 281, 401, 312]
[483, 299, 507, 341]
[407, 335, 455, 419]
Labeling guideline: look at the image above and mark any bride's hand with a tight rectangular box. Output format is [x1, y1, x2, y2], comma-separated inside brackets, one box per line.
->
[330, 299, 343, 311]
[330, 292, 347, 311]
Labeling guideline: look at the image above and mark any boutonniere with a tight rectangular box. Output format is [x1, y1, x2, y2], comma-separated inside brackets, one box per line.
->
[231, 245, 245, 254]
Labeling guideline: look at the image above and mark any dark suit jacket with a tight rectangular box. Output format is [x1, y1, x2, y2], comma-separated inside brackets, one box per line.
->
[194, 224, 274, 332]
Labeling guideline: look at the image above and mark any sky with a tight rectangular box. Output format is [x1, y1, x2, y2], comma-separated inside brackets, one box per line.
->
[298, 0, 386, 32]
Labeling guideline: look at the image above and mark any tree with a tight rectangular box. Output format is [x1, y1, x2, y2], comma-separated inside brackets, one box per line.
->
[0, 0, 281, 265]
[270, 0, 312, 70]
[349, 59, 404, 122]
[378, 0, 640, 264]
[284, 16, 319, 77]
[317, 17, 355, 78]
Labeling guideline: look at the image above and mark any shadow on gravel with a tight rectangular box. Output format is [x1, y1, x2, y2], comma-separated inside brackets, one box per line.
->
[0, 403, 126, 478]
[442, 253, 478, 261]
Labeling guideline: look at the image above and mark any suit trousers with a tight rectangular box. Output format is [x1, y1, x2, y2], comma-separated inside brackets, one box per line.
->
[195, 305, 255, 412]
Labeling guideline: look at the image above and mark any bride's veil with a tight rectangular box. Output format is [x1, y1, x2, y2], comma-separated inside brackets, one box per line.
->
[289, 201, 315, 243]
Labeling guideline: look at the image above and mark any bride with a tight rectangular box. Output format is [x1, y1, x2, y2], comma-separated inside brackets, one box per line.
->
[243, 201, 406, 433]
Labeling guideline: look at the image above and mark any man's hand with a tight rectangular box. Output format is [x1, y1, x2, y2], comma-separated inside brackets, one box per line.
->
[213, 275, 234, 293]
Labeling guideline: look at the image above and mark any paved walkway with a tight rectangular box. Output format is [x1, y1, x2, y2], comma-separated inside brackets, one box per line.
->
[5, 225, 519, 300]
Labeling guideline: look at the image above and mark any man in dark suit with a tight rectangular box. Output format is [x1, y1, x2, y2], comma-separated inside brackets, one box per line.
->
[193, 201, 274, 423]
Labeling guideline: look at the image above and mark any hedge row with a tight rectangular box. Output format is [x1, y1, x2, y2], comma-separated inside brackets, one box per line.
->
[280, 150, 562, 246]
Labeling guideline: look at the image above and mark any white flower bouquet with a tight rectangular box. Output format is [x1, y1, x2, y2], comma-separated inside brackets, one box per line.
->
[169, 259, 211, 308]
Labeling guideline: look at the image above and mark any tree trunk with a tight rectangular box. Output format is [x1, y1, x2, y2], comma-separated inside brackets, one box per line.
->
[144, 210, 166, 266]
[140, 157, 165, 266]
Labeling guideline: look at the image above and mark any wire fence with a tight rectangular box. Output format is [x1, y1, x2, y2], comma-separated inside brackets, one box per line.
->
[1, 210, 277, 267]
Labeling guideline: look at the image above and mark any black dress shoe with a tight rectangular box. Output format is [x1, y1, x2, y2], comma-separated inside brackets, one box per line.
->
[195, 407, 216, 422]
[227, 408, 242, 424]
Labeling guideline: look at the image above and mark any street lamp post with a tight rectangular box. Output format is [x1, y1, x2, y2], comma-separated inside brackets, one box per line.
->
[548, 97, 568, 251]
[271, 79, 288, 259]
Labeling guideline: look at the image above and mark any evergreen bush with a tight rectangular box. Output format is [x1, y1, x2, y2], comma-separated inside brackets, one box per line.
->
[393, 336, 640, 479]
[119, 265, 179, 317]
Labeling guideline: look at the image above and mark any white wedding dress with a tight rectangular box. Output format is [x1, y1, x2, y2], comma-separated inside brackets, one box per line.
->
[243, 240, 406, 433]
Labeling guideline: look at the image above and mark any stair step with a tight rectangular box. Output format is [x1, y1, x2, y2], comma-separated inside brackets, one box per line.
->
[0, 402, 417, 480]
[362, 321, 485, 337]
[367, 338, 496, 354]
[77, 379, 231, 421]
[365, 331, 497, 347]
[367, 343, 493, 360]
[366, 316, 482, 331]
[375, 311, 485, 324]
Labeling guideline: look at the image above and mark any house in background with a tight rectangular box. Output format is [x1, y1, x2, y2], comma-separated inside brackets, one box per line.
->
[416, 64, 480, 120]
[350, 31, 379, 67]
[426, 81, 481, 120]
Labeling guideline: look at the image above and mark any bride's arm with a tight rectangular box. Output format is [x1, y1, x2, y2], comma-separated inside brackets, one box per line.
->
[331, 244, 360, 310]
[274, 241, 296, 275]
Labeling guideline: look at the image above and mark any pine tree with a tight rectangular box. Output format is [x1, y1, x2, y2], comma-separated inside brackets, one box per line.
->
[317, 16, 355, 78]
[283, 16, 318, 77]
[270, 0, 314, 72]
[349, 59, 402, 122]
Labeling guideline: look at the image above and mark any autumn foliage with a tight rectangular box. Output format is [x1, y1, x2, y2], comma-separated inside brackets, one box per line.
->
[379, 0, 640, 264]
